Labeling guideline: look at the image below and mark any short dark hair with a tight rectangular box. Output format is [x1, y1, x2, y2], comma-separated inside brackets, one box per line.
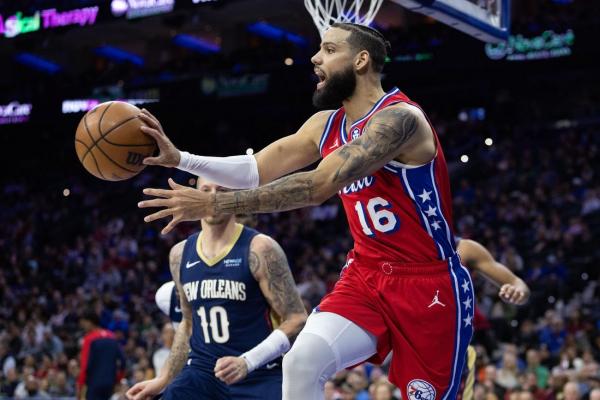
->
[330, 23, 390, 73]
[80, 310, 100, 327]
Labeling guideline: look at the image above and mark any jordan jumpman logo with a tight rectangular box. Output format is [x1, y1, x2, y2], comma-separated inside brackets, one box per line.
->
[428, 290, 446, 308]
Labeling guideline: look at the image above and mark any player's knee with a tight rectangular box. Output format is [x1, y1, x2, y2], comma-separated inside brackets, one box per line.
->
[283, 333, 336, 385]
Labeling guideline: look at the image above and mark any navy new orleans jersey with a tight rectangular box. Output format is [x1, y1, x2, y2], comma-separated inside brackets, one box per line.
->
[163, 223, 282, 400]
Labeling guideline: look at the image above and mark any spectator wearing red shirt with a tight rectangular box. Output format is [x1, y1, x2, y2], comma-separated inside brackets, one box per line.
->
[77, 311, 125, 400]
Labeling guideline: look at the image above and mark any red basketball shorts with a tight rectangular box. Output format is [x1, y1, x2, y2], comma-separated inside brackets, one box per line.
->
[317, 251, 474, 400]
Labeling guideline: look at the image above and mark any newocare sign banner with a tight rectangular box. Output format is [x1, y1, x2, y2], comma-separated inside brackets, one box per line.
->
[485, 29, 575, 61]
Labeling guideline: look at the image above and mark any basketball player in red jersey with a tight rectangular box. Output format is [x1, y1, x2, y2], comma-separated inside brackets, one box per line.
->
[138, 23, 472, 400]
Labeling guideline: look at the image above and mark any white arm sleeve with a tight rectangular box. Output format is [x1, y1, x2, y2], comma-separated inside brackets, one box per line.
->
[177, 151, 260, 189]
[241, 329, 290, 372]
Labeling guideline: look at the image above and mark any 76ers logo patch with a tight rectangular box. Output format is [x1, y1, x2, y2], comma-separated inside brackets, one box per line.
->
[407, 379, 436, 400]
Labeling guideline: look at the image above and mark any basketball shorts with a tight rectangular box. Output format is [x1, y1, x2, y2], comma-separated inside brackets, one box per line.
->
[230, 372, 282, 399]
[161, 365, 282, 400]
[318, 251, 474, 400]
[162, 366, 228, 400]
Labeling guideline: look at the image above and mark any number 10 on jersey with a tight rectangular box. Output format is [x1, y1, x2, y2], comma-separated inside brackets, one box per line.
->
[198, 306, 230, 344]
[354, 197, 399, 236]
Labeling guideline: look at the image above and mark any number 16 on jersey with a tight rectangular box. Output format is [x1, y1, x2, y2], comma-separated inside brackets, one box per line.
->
[354, 197, 399, 236]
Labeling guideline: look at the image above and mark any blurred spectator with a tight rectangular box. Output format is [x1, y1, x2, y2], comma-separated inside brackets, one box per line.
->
[563, 381, 581, 400]
[152, 323, 175, 377]
[371, 380, 395, 400]
[14, 373, 50, 399]
[526, 349, 550, 389]
[78, 311, 126, 400]
[589, 388, 600, 400]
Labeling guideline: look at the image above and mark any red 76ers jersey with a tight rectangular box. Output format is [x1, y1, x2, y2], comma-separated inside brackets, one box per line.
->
[319, 88, 456, 263]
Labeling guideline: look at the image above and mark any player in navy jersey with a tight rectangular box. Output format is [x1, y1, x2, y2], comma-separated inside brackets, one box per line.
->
[127, 178, 307, 400]
[138, 23, 474, 400]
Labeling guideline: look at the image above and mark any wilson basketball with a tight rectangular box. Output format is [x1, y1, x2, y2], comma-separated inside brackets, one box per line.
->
[74, 101, 156, 181]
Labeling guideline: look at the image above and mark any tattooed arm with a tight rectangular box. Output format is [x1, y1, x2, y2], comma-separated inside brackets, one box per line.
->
[214, 234, 307, 385]
[140, 104, 435, 233]
[126, 241, 191, 400]
[249, 234, 307, 339]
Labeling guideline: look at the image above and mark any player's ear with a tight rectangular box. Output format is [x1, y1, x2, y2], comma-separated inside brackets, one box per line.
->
[355, 50, 370, 74]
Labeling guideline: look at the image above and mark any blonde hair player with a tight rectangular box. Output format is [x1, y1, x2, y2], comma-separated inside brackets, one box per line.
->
[128, 177, 307, 400]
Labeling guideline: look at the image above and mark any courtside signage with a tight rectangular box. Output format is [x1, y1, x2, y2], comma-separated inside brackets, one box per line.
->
[0, 101, 32, 125]
[0, 7, 98, 38]
[62, 98, 159, 114]
[111, 0, 175, 19]
[485, 29, 574, 61]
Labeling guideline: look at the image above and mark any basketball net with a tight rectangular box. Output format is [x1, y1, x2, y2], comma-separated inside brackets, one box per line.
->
[305, 0, 384, 38]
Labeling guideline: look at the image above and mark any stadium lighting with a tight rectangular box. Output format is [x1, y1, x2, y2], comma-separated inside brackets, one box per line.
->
[460, 155, 469, 163]
[15, 52, 61, 74]
[95, 46, 144, 66]
[284, 57, 294, 66]
[247, 22, 307, 47]
[172, 34, 221, 54]
[485, 138, 493, 146]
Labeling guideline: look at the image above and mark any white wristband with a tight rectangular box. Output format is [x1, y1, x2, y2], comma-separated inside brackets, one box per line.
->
[177, 151, 260, 189]
[241, 329, 290, 373]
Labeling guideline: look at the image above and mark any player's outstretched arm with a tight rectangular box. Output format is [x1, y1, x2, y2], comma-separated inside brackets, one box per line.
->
[214, 235, 307, 385]
[457, 239, 530, 305]
[126, 241, 192, 400]
[139, 104, 433, 234]
[138, 108, 328, 188]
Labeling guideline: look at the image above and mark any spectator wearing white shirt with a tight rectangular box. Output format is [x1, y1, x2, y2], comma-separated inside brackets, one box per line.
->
[152, 323, 175, 377]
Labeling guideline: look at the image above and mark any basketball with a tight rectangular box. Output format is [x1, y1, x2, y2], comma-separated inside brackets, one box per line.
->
[74, 101, 156, 181]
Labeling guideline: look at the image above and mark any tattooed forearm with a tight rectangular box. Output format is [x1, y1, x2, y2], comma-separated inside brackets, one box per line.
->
[332, 107, 419, 183]
[251, 237, 306, 340]
[163, 320, 191, 380]
[214, 172, 317, 215]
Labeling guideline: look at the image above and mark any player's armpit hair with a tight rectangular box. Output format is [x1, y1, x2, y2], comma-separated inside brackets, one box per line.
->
[331, 107, 421, 185]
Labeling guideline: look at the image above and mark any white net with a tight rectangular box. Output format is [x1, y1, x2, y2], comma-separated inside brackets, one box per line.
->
[305, 0, 385, 37]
